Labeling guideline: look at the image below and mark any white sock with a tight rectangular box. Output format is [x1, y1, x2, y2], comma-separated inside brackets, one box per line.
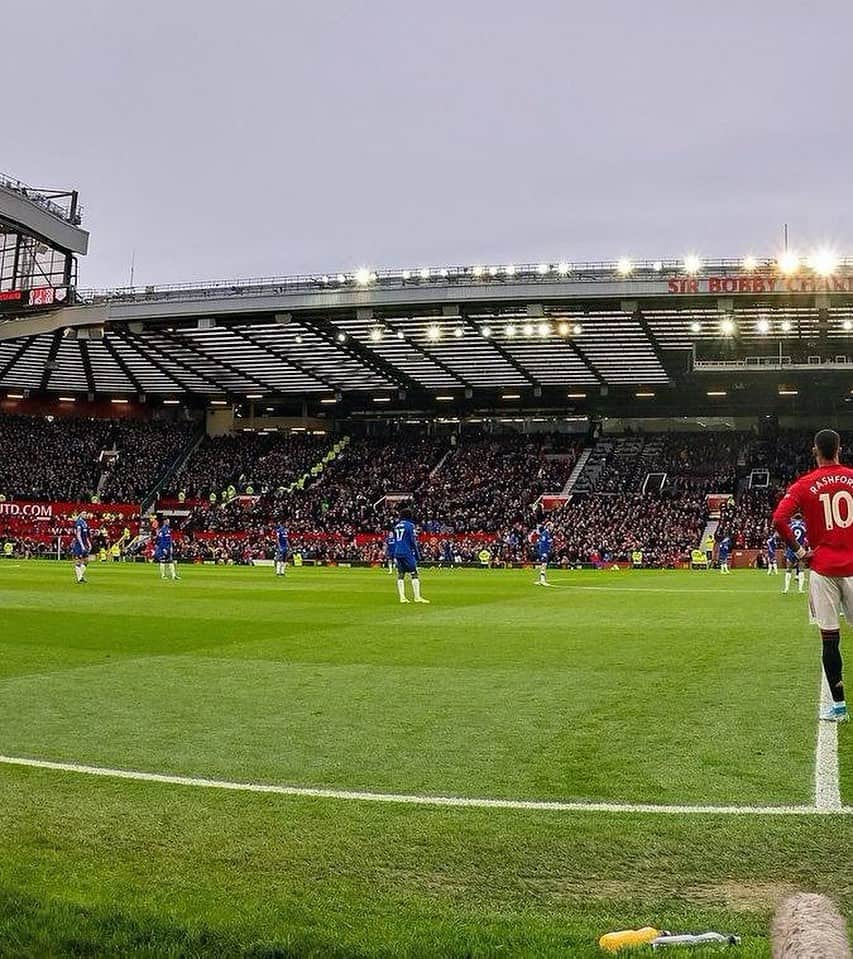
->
[397, 578, 406, 601]
[798, 571, 804, 590]
[412, 577, 422, 601]
[170, 562, 177, 579]
[784, 572, 791, 591]
[539, 565, 546, 583]
[74, 563, 82, 582]
[160, 562, 166, 578]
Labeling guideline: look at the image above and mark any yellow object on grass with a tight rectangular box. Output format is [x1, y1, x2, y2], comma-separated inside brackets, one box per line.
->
[598, 926, 660, 951]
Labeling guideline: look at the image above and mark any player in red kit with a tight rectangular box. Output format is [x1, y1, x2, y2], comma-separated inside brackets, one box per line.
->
[773, 429, 849, 722]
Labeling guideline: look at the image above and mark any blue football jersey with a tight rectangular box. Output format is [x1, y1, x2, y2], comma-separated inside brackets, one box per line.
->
[275, 525, 289, 551]
[392, 519, 419, 564]
[536, 526, 553, 557]
[75, 516, 90, 546]
[785, 521, 807, 560]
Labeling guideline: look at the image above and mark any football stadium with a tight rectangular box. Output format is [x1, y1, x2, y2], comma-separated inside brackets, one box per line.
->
[1, 164, 852, 957]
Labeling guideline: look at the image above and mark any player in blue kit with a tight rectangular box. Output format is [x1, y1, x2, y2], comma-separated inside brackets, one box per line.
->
[533, 521, 554, 586]
[155, 518, 178, 580]
[392, 507, 429, 604]
[717, 534, 731, 575]
[385, 530, 395, 575]
[783, 517, 807, 594]
[766, 532, 779, 575]
[274, 522, 289, 577]
[71, 512, 91, 583]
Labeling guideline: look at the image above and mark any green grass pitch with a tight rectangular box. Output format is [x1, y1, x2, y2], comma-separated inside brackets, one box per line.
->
[0, 561, 850, 957]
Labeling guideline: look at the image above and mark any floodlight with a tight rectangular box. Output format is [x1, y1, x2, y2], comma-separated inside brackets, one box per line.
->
[777, 251, 800, 275]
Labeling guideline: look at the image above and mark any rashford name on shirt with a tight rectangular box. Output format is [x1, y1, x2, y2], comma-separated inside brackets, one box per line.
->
[808, 474, 853, 495]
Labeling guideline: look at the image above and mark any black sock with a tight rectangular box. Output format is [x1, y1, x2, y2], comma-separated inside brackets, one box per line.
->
[821, 631, 845, 703]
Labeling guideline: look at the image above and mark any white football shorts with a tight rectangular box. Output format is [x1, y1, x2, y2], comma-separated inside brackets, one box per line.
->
[808, 571, 853, 631]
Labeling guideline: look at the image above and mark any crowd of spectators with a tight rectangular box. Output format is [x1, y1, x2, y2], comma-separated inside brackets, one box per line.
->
[716, 491, 771, 549]
[99, 420, 196, 501]
[411, 435, 578, 533]
[272, 432, 579, 535]
[166, 432, 332, 498]
[288, 436, 447, 532]
[0, 413, 196, 503]
[549, 492, 707, 566]
[159, 431, 580, 563]
[577, 431, 742, 496]
[8, 415, 853, 567]
[0, 414, 112, 501]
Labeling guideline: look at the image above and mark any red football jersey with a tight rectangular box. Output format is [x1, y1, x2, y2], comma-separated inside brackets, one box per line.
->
[773, 464, 853, 576]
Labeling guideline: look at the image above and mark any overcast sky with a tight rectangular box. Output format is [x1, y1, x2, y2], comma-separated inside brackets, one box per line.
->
[6, 0, 852, 289]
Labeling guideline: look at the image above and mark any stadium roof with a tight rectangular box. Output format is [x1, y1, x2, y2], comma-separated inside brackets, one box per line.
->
[3, 257, 853, 413]
[0, 172, 88, 255]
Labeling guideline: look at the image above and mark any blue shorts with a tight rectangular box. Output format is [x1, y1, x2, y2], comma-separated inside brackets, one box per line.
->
[155, 547, 173, 562]
[395, 556, 418, 575]
[785, 550, 800, 568]
[71, 542, 89, 559]
[276, 548, 288, 562]
[537, 551, 550, 563]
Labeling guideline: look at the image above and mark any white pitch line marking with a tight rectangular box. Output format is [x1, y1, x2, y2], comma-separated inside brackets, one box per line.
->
[815, 675, 842, 811]
[559, 584, 777, 594]
[0, 754, 849, 815]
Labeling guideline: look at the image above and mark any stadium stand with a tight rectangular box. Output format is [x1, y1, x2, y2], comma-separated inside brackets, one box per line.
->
[544, 430, 747, 565]
[99, 420, 197, 502]
[0, 414, 194, 504]
[166, 431, 333, 498]
[572, 431, 742, 496]
[2, 412, 847, 567]
[551, 492, 708, 566]
[0, 414, 112, 501]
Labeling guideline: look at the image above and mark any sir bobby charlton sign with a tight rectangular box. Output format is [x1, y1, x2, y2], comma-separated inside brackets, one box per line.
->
[666, 274, 853, 294]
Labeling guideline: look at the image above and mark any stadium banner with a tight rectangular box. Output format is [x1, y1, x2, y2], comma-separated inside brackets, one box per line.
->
[0, 500, 139, 520]
[666, 274, 853, 295]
